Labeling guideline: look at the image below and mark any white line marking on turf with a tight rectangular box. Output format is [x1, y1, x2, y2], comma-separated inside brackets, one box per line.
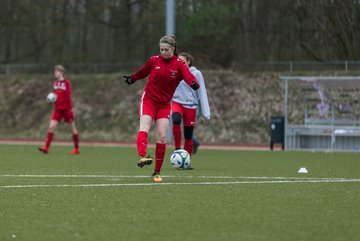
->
[1, 179, 360, 189]
[1, 174, 359, 181]
[1, 174, 360, 189]
[0, 174, 150, 178]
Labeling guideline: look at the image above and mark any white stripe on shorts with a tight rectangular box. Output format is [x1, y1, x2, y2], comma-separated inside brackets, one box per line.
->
[140, 91, 146, 116]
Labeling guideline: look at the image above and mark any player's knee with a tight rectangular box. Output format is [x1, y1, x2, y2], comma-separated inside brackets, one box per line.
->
[72, 127, 78, 134]
[48, 127, 56, 132]
[172, 112, 182, 125]
[158, 135, 167, 144]
[48, 124, 57, 132]
[184, 126, 194, 139]
[139, 121, 151, 132]
[69, 122, 78, 133]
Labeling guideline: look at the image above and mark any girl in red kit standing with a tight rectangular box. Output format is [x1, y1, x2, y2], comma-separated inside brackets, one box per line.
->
[39, 65, 80, 154]
[123, 36, 199, 182]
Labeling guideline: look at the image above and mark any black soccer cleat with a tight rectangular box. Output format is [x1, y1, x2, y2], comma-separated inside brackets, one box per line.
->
[192, 140, 200, 154]
[137, 155, 153, 168]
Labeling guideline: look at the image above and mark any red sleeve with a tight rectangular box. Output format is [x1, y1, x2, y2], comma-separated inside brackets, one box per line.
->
[131, 57, 153, 82]
[179, 61, 199, 87]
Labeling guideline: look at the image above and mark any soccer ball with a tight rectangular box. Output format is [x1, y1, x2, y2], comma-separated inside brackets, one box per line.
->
[170, 149, 191, 169]
[47, 92, 57, 102]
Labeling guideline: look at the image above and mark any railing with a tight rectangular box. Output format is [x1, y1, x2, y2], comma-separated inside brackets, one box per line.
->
[1, 61, 360, 75]
[0, 63, 138, 75]
[233, 61, 360, 73]
[286, 124, 360, 151]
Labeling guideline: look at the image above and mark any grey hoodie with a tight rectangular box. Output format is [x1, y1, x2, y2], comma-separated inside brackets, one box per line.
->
[172, 66, 210, 120]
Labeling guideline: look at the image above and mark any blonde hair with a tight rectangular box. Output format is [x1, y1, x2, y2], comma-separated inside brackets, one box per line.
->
[54, 65, 66, 74]
[159, 35, 176, 47]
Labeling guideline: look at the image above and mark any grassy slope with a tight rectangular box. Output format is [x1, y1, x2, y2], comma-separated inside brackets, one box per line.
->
[0, 144, 359, 241]
[1, 71, 360, 144]
[0, 72, 288, 144]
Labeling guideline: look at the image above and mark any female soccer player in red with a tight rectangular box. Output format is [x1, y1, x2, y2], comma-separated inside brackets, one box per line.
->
[171, 52, 210, 169]
[123, 36, 199, 182]
[38, 65, 80, 154]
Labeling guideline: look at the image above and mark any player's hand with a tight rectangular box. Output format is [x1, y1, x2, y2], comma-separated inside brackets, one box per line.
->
[190, 81, 200, 90]
[124, 75, 134, 85]
[199, 116, 207, 126]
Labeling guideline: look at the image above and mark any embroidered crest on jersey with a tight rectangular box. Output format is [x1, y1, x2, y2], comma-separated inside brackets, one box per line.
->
[170, 70, 178, 78]
[54, 81, 66, 91]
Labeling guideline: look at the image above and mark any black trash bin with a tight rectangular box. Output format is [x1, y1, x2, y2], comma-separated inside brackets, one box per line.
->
[270, 116, 284, 150]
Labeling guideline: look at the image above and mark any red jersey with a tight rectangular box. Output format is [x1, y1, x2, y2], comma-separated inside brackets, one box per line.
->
[131, 55, 199, 103]
[53, 79, 72, 110]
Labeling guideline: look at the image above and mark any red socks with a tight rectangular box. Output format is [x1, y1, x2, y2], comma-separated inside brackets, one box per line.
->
[137, 131, 166, 173]
[73, 133, 79, 149]
[137, 131, 148, 156]
[155, 143, 166, 172]
[184, 138, 193, 157]
[45, 132, 54, 149]
[173, 124, 193, 156]
[43, 132, 79, 151]
[172, 123, 182, 150]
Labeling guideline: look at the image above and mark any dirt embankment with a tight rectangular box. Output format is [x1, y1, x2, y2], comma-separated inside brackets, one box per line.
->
[0, 72, 302, 144]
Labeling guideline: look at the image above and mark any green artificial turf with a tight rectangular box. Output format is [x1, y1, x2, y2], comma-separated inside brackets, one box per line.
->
[0, 144, 359, 241]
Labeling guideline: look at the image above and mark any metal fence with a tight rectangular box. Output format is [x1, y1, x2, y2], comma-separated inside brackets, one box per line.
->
[233, 61, 360, 72]
[0, 63, 137, 75]
[1, 61, 360, 74]
[281, 76, 360, 152]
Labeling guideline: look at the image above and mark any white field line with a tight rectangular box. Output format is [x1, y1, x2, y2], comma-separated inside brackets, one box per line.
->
[0, 174, 152, 178]
[0, 174, 359, 181]
[1, 179, 360, 189]
[0, 174, 360, 189]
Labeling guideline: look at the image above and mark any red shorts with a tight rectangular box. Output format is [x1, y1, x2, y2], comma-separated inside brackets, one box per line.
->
[51, 109, 75, 123]
[171, 101, 197, 126]
[139, 93, 171, 120]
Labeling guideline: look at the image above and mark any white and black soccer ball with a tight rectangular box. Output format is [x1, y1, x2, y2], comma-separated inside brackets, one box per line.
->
[170, 149, 191, 169]
[47, 92, 57, 102]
